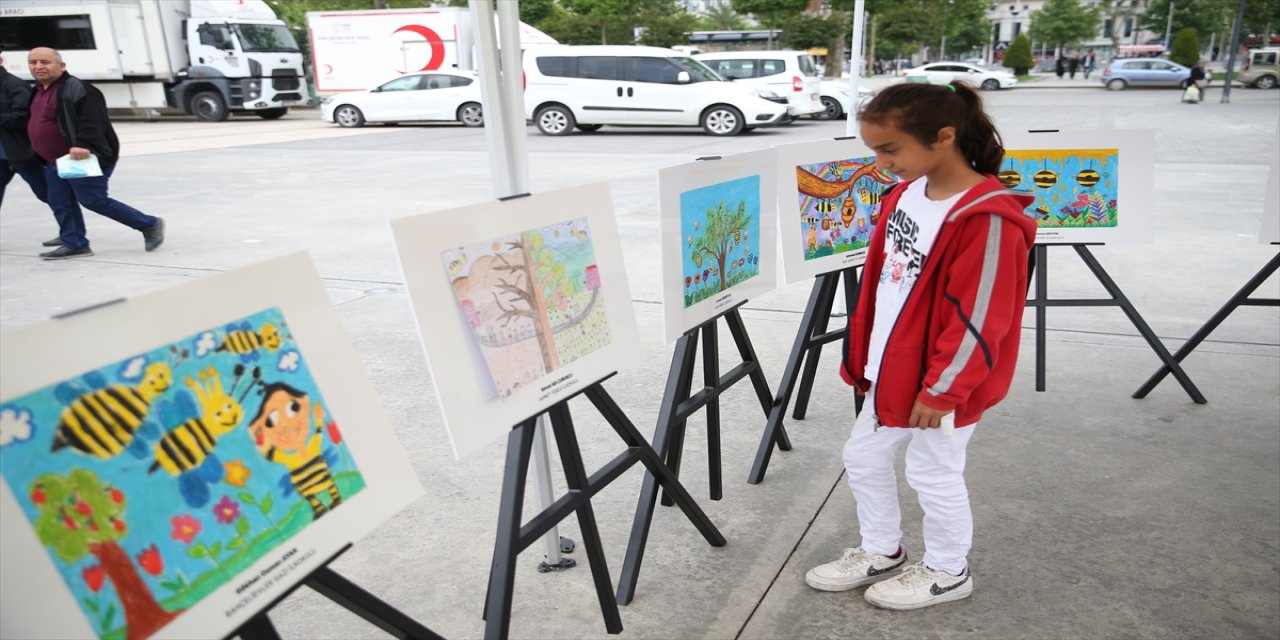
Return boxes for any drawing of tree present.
[30,468,181,639]
[690,200,753,293]
[490,231,571,372]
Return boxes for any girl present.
[805,81,1035,610]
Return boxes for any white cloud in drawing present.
[118,356,146,380]
[277,350,300,372]
[0,407,34,448]
[195,332,218,357]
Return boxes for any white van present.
[694,50,824,117]
[522,45,790,136]
[1239,48,1279,89]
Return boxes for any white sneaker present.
[804,547,909,592]
[864,561,973,610]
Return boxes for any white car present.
[695,50,824,117]
[812,80,873,120]
[901,62,1018,90]
[320,70,484,128]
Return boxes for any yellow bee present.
[217,322,281,363]
[50,363,172,460]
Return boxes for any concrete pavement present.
[0,88,1277,639]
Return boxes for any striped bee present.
[1076,169,1101,187]
[216,322,281,363]
[50,362,172,459]
[814,200,837,214]
[997,169,1022,189]
[1034,205,1051,220]
[251,382,344,519]
[149,365,260,508]
[1033,169,1058,188]
[857,188,881,206]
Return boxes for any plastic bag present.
[1181,84,1201,103]
[56,154,103,179]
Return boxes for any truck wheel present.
[701,105,744,136]
[536,105,575,136]
[334,105,365,128]
[191,91,229,122]
[1256,75,1277,89]
[457,102,484,127]
[255,108,288,120]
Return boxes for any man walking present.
[1,51,54,222]
[27,47,164,259]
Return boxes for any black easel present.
[1134,247,1280,399]
[483,374,725,639]
[615,303,772,605]
[747,266,862,485]
[1026,243,1206,404]
[229,544,442,640]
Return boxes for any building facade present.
[986,0,1163,64]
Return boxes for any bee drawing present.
[216,321,282,363]
[250,382,344,519]
[814,200,837,214]
[148,365,260,508]
[50,362,172,459]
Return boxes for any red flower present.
[83,565,106,592]
[136,544,163,576]
[213,496,240,524]
[171,514,201,544]
[327,421,342,445]
[31,486,46,505]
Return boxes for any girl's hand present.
[908,399,952,428]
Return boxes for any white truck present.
[306,6,556,94]
[0,0,307,122]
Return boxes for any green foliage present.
[519,0,560,25]
[1028,0,1101,48]
[1003,33,1035,72]
[1140,0,1233,42]
[732,0,810,44]
[1170,27,1201,66]
[856,0,989,58]
[270,0,435,33]
[31,469,125,563]
[690,200,754,293]
[781,12,848,50]
[699,3,747,30]
[637,7,699,48]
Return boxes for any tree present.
[31,469,180,639]
[1003,33,1034,75]
[732,0,811,48]
[1169,27,1201,65]
[1141,0,1234,44]
[637,6,699,48]
[701,3,747,31]
[490,231,573,372]
[1028,0,1101,51]
[690,200,753,293]
[781,11,847,50]
[519,0,560,26]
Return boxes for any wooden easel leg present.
[1134,251,1280,399]
[1032,244,1048,392]
[617,334,698,605]
[546,403,623,635]
[236,613,281,640]
[701,320,723,501]
[659,330,698,508]
[483,417,538,640]
[723,308,776,419]
[307,567,444,640]
[1073,246,1207,404]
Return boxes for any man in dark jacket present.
[0,51,54,221]
[27,47,165,259]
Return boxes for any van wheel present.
[458,102,484,127]
[536,105,575,135]
[191,91,229,122]
[815,96,843,120]
[1106,78,1127,91]
[701,105,744,136]
[334,105,365,128]
[575,124,603,132]
[1256,75,1277,89]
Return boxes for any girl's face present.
[860,119,956,182]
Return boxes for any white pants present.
[842,387,976,575]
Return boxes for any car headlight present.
[752,88,781,100]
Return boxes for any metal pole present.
[847,0,866,137]
[1163,0,1175,52]
[468,0,565,569]
[1221,0,1247,103]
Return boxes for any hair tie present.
[946,84,956,92]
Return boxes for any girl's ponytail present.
[858,81,1005,175]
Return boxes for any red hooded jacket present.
[840,175,1036,428]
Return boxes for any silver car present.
[1100,58,1192,91]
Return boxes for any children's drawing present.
[1000,149,1119,229]
[442,217,611,399]
[0,307,364,640]
[796,157,897,261]
[680,175,762,308]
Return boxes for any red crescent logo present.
[322,63,333,75]
[392,24,446,73]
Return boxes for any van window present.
[673,57,722,82]
[761,59,786,76]
[0,15,97,50]
[709,59,757,80]
[577,57,619,80]
[536,56,573,78]
[798,54,819,76]
[1254,52,1278,65]
[627,57,681,84]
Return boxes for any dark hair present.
[250,381,309,425]
[858,82,1004,175]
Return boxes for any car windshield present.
[232,23,300,53]
[798,55,818,77]
[673,57,723,82]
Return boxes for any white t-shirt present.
[865,178,968,381]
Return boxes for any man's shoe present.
[142,218,165,252]
[40,246,94,260]
[805,547,908,592]
[42,237,63,247]
[864,561,973,610]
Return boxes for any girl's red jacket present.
[840,175,1036,428]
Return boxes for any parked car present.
[1239,48,1279,89]
[694,50,824,117]
[320,70,484,127]
[812,80,872,120]
[901,62,1018,90]
[1100,58,1191,90]
[522,45,789,136]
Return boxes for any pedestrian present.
[1188,61,1207,103]
[805,81,1035,610]
[26,47,164,260]
[1068,52,1080,79]
[1055,54,1066,79]
[1,50,56,232]
[1083,50,1097,79]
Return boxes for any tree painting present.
[680,175,762,308]
[1000,148,1119,229]
[444,218,611,399]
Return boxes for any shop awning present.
[1118,44,1166,54]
